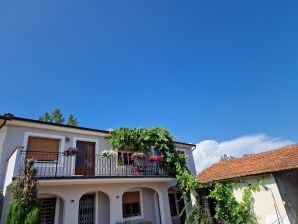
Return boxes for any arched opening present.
[122,187,161,224]
[78,191,110,224]
[168,186,186,224]
[38,193,64,224]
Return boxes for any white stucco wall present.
[37,180,173,224]
[0,125,111,188]
[176,146,196,175]
[233,175,290,224]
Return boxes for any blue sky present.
[1,0,297,145]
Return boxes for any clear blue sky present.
[1,0,297,144]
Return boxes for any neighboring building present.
[0,114,196,224]
[197,145,298,224]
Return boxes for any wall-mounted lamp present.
[65,137,70,142]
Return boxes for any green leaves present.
[108,127,175,153]
[209,181,260,224]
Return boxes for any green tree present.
[6,160,40,224]
[66,114,78,126]
[38,112,51,122]
[38,109,78,126]
[50,108,64,124]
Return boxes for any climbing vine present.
[108,127,198,201]
[209,181,260,224]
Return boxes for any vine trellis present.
[108,127,198,201]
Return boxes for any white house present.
[0,114,196,224]
[197,145,298,224]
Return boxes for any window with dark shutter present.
[26,136,60,161]
[122,191,141,218]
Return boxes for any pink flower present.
[131,152,145,160]
[149,155,163,161]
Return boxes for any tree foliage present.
[6,160,40,224]
[185,204,209,224]
[39,108,78,126]
[66,114,78,126]
[209,181,260,224]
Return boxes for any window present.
[118,151,134,165]
[168,191,185,217]
[122,191,141,218]
[168,193,178,216]
[26,136,60,161]
[40,197,56,224]
[79,194,95,224]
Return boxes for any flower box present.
[101,150,117,158]
[149,155,163,162]
[64,147,79,156]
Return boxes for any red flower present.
[131,152,145,160]
[149,155,163,161]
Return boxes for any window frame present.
[122,189,143,221]
[23,132,65,162]
[117,150,134,166]
[168,190,185,218]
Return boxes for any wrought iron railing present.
[15,151,169,178]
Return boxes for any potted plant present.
[101,150,117,158]
[131,152,146,167]
[64,147,79,156]
[130,152,145,160]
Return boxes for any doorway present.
[75,141,95,175]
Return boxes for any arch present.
[38,193,65,224]
[38,191,66,202]
[76,189,111,201]
[121,185,163,198]
[78,191,110,224]
[122,186,162,224]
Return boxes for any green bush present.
[6,199,25,224]
[6,160,41,224]
[24,206,41,224]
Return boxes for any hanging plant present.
[64,147,79,156]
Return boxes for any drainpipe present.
[0,113,14,130]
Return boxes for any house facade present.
[0,114,196,224]
[197,145,298,224]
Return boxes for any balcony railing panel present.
[16,151,169,178]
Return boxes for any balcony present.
[12,150,170,179]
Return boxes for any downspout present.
[0,113,13,130]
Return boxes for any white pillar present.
[63,197,79,224]
[109,192,123,224]
[158,189,172,224]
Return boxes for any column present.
[109,192,123,224]
[63,197,79,224]
[158,188,172,224]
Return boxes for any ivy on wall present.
[209,181,260,224]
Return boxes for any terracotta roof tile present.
[197,144,298,183]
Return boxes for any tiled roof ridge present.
[214,143,297,166]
